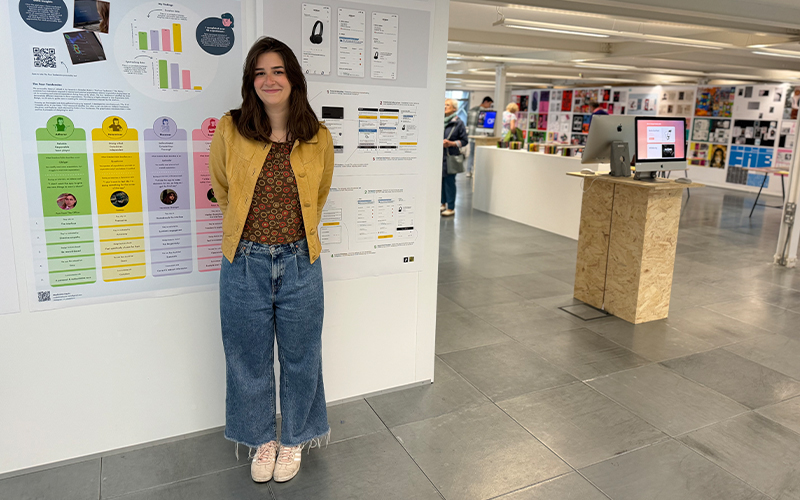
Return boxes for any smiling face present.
[253,51,291,111]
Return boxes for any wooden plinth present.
[569,173,702,324]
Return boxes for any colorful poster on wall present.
[8,0,242,309]
[732,120,778,147]
[784,87,800,120]
[691,118,731,143]
[689,142,727,168]
[732,85,784,120]
[695,87,735,117]
[627,93,658,116]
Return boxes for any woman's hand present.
[443,139,457,148]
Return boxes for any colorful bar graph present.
[159,60,168,89]
[170,64,179,90]
[182,70,191,90]
[138,32,148,50]
[150,30,159,51]
[161,29,171,52]
[173,24,182,52]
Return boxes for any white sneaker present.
[441,209,455,217]
[466,172,473,178]
[273,444,302,482]
[440,204,447,212]
[251,441,278,483]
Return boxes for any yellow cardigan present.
[208,114,334,264]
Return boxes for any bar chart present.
[117,3,219,102]
[138,23,183,53]
[157,60,201,91]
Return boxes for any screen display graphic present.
[636,118,686,161]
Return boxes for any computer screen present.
[74,1,101,26]
[481,111,496,129]
[635,118,686,162]
[63,31,106,64]
[581,116,635,164]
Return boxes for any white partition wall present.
[0,0,447,475]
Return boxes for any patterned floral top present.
[240,142,305,245]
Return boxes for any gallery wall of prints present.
[505,83,798,196]
[6,0,244,310]
[263,0,433,281]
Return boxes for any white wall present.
[0,0,448,475]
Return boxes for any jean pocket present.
[295,238,310,256]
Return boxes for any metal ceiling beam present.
[448,28,609,53]
[459,0,800,34]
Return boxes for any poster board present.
[7,0,243,310]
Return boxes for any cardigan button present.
[309,228,316,235]
[298,172,306,177]
[304,202,311,207]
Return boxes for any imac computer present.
[476,110,497,135]
[582,116,636,165]
[633,117,687,180]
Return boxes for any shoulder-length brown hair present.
[230,37,319,143]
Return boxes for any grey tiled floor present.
[4,178,800,499]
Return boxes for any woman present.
[709,147,726,168]
[57,193,77,210]
[502,102,521,142]
[442,98,468,217]
[208,37,334,484]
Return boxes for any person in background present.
[501,102,524,141]
[590,101,608,116]
[465,96,493,178]
[442,98,469,217]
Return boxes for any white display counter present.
[473,147,599,240]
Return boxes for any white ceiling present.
[446,0,800,90]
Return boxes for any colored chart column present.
[193,117,223,272]
[35,115,97,287]
[92,116,146,282]
[145,116,192,276]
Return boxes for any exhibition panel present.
[0,0,448,474]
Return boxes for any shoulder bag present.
[445,120,465,174]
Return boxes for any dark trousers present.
[441,174,456,210]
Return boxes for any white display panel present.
[0,143,21,315]
[266,1,432,280]
[7,0,242,310]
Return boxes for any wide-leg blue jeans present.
[219,238,329,448]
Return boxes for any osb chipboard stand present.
[568,173,702,324]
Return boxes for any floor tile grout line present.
[657,347,800,403]
[586,371,752,439]
[101,463,250,500]
[362,398,447,500]
[674,434,780,500]
[484,471,613,500]
[97,457,103,500]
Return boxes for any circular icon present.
[57,193,77,210]
[46,115,75,139]
[160,189,178,205]
[207,188,217,203]
[103,116,127,138]
[110,191,129,208]
[154,116,178,138]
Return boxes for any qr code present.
[33,47,57,69]
[38,291,51,302]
